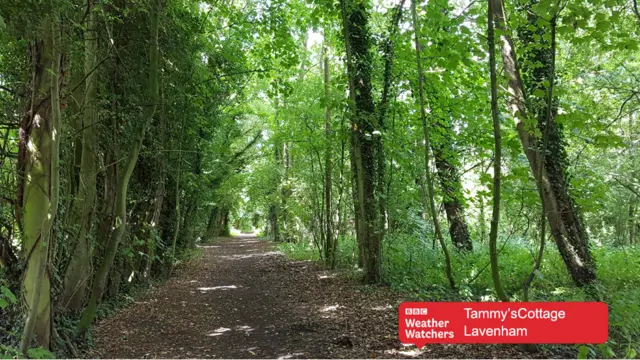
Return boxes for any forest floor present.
[87,235,565,359]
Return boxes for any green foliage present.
[0,345,54,359]
[0,286,16,310]
[26,347,55,359]
[277,242,320,262]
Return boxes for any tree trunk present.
[62,6,98,309]
[433,135,472,251]
[77,2,160,332]
[19,14,62,351]
[144,172,165,277]
[339,0,383,284]
[630,199,637,244]
[628,107,637,244]
[487,0,509,301]
[490,0,596,286]
[323,45,335,266]
[170,177,181,263]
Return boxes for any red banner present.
[399,302,607,346]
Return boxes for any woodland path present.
[88,235,558,359]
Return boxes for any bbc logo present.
[405,308,428,315]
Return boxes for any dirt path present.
[90,235,558,359]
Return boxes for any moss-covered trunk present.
[18,14,62,351]
[339,0,383,284]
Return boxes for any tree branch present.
[614,176,640,198]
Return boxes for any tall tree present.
[490,0,596,286]
[339,0,384,283]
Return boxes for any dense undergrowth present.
[278,235,640,359]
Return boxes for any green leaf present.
[1,286,16,304]
[533,89,546,97]
[577,345,590,359]
[596,21,611,32]
[597,344,616,359]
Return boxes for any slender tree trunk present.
[490,0,596,286]
[270,105,281,242]
[145,70,168,277]
[19,13,62,352]
[145,170,165,278]
[336,117,347,269]
[170,170,182,263]
[479,194,486,242]
[628,114,637,244]
[77,2,160,332]
[62,5,99,309]
[323,45,335,266]
[487,0,509,301]
[410,0,454,289]
[170,117,185,264]
[281,142,291,242]
[350,141,364,267]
